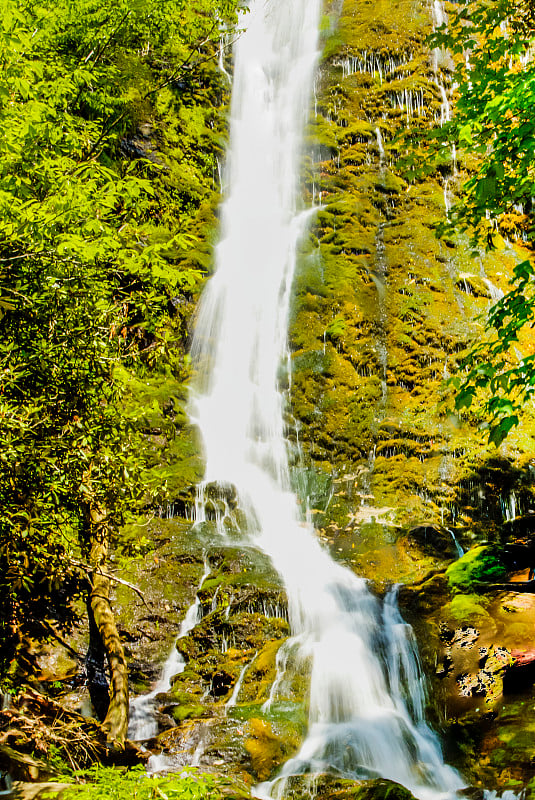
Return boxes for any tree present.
[419,0,535,445]
[0,0,241,746]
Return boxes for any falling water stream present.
[186,1,467,799]
[128,559,211,742]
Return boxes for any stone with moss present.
[280,774,417,800]
[446,547,507,593]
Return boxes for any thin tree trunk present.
[86,504,129,749]
[85,591,110,723]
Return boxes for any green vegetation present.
[61,765,221,800]
[425,1,535,445]
[0,0,241,743]
[445,545,506,592]
[442,594,489,624]
[2,0,535,792]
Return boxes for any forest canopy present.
[0,0,241,743]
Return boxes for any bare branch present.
[70,558,149,607]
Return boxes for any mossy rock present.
[113,517,209,693]
[244,718,302,781]
[196,542,287,619]
[236,639,284,704]
[280,774,417,800]
[176,612,289,674]
[442,594,491,626]
[291,465,333,515]
[445,697,535,793]
[402,524,461,559]
[374,171,407,195]
[169,702,205,722]
[446,546,507,593]
[228,700,307,733]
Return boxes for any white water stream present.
[128,559,211,742]
[188,1,465,799]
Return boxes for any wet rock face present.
[162,543,308,782]
[276,2,535,783]
[438,590,535,714]
[111,518,304,783]
[113,519,210,694]
[395,534,535,794]
[281,774,418,800]
[288,0,535,538]
[404,524,461,559]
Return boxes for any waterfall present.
[190,1,463,799]
[128,559,211,743]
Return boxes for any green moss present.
[374,171,407,194]
[171,703,205,722]
[305,115,338,154]
[244,717,302,781]
[443,594,490,625]
[228,700,307,733]
[446,546,507,592]
[291,350,329,376]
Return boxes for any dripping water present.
[226,651,259,713]
[128,558,211,742]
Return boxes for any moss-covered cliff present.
[289,0,535,549]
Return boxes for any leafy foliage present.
[421,0,535,445]
[0,0,241,668]
[62,765,219,800]
[451,258,535,446]
[431,1,535,244]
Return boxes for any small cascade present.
[257,586,462,800]
[446,528,464,558]
[128,559,211,742]
[430,0,456,213]
[226,651,259,713]
[387,88,426,122]
[501,491,518,523]
[261,636,304,714]
[218,33,232,85]
[336,51,413,82]
[375,127,385,167]
[156,502,177,520]
[482,277,504,302]
[194,481,240,537]
[443,176,451,215]
[373,220,389,413]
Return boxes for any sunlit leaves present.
[421,1,535,445]
[0,0,242,651]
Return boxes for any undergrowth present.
[62,765,220,800]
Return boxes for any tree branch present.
[87,20,226,160]
[70,557,149,607]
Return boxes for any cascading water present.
[190,1,464,799]
[128,559,211,742]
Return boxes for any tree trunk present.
[85,592,111,724]
[85,504,129,749]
